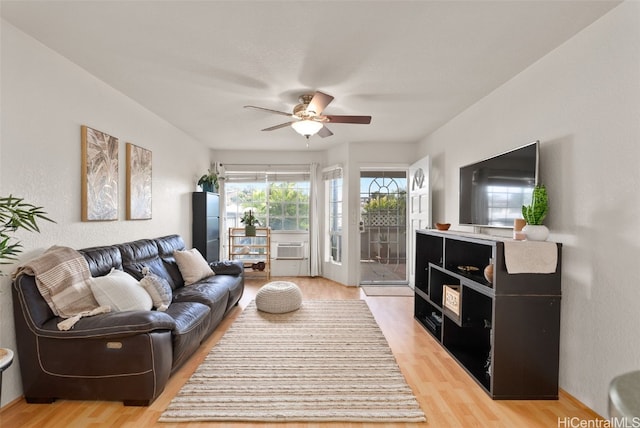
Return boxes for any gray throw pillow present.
[140,267,172,311]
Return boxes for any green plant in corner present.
[0,195,54,269]
[197,169,218,192]
[522,184,548,225]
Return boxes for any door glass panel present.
[360,170,408,284]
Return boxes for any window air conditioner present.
[276,242,305,260]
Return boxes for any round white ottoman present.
[255,281,302,314]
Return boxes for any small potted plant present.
[521,184,549,241]
[197,169,218,193]
[240,210,260,236]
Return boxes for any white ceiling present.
[1,0,620,152]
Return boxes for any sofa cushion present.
[80,245,124,277]
[155,235,186,255]
[117,239,177,289]
[163,301,210,369]
[172,277,229,307]
[210,260,244,276]
[173,248,214,285]
[90,268,152,312]
[155,235,186,289]
[140,269,172,311]
[172,275,230,332]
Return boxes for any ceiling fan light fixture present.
[246,91,371,139]
[291,119,323,138]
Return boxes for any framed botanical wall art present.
[126,143,152,220]
[81,125,119,221]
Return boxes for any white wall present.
[417,2,640,416]
[0,21,212,407]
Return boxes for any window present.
[323,166,343,263]
[485,185,529,226]
[223,166,310,232]
[267,181,310,231]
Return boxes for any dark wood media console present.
[414,230,562,399]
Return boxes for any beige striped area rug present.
[159,299,426,423]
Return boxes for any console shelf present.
[414,229,562,399]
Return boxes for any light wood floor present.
[0,277,600,427]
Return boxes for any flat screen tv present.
[459,141,539,228]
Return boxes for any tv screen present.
[459,141,539,227]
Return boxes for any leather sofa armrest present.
[210,260,244,276]
[35,310,176,340]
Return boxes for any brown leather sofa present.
[12,234,244,406]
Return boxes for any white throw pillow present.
[173,248,215,285]
[140,269,172,311]
[90,268,152,312]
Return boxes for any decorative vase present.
[484,258,494,284]
[513,218,526,240]
[245,225,256,237]
[202,182,214,193]
[523,224,549,241]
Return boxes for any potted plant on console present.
[197,169,218,193]
[240,210,259,237]
[522,184,549,241]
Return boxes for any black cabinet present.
[192,192,220,263]
[414,230,562,399]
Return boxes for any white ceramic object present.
[523,224,549,241]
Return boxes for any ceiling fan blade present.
[318,126,333,138]
[261,122,295,131]
[244,105,292,117]
[324,115,372,124]
[306,91,334,115]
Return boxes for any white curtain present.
[216,162,227,259]
[309,162,321,277]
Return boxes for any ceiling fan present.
[244,91,372,140]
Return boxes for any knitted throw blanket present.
[13,246,110,330]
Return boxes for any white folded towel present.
[503,240,558,274]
